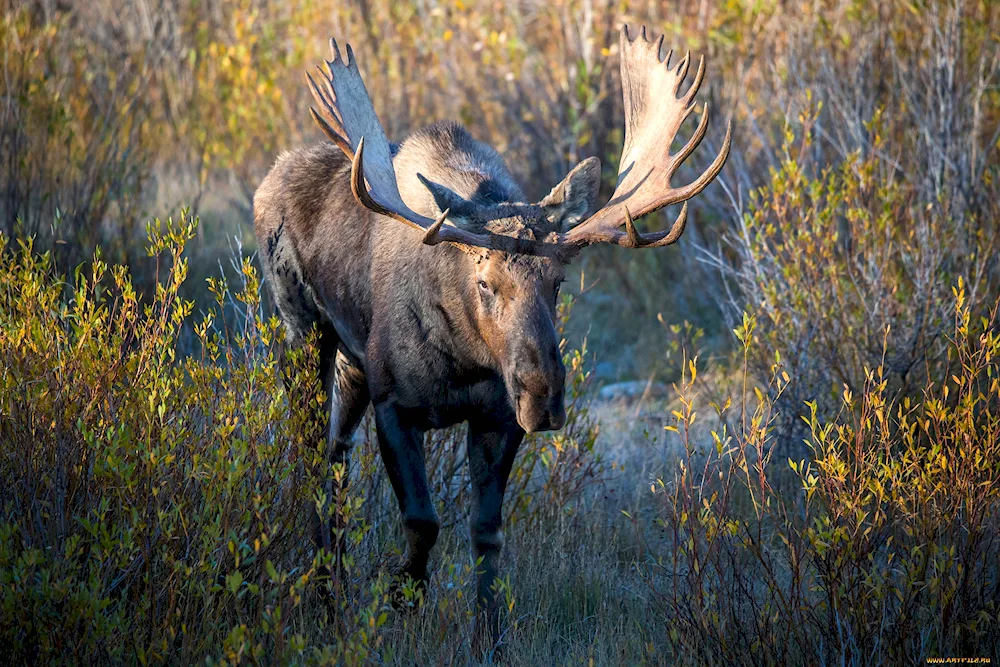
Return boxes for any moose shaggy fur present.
[254,25,729,645]
[254,121,594,629]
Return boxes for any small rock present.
[598,380,669,402]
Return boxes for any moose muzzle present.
[509,368,566,433]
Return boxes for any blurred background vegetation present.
[3,0,998,383]
[2,0,1000,664]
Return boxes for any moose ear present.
[417,173,477,227]
[538,157,602,232]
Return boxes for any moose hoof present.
[472,610,505,662]
[388,571,427,612]
[316,571,345,609]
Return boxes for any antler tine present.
[317,64,343,110]
[674,51,691,92]
[306,68,352,155]
[421,210,450,245]
[306,67,343,129]
[655,203,689,247]
[349,138,389,218]
[309,106,346,150]
[623,207,641,247]
[563,24,731,251]
[670,102,711,171]
[672,119,733,202]
[306,70,331,114]
[621,203,688,248]
[684,55,706,106]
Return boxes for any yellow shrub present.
[0,211,602,663]
[647,290,1000,664]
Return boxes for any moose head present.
[304,26,731,433]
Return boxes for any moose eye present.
[477,278,490,294]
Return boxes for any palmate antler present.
[306,41,566,257]
[565,25,732,248]
[307,26,731,258]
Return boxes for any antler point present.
[623,206,643,248]
[423,209,450,246]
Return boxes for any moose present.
[253,24,730,638]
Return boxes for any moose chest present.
[365,317,512,431]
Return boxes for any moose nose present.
[511,371,566,433]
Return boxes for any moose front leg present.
[467,419,524,644]
[373,401,440,594]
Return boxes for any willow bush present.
[645,288,1000,665]
[0,212,603,664]
[712,106,999,455]
[639,93,1000,661]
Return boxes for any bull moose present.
[253,24,730,638]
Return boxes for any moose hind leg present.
[373,402,440,594]
[259,222,369,573]
[325,349,369,469]
[318,347,369,559]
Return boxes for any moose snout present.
[517,392,566,433]
[509,368,566,433]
